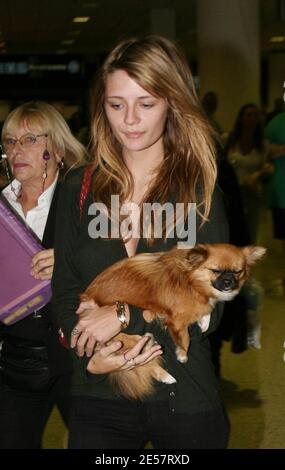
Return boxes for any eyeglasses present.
[1,133,48,153]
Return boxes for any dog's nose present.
[212,273,238,292]
[221,277,236,289]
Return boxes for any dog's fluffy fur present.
[82,243,266,399]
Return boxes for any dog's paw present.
[143,332,154,340]
[142,332,155,349]
[143,311,156,323]
[160,372,177,384]
[176,348,188,363]
[153,368,177,384]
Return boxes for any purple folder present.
[0,196,51,325]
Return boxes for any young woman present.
[52,36,229,449]
[0,101,86,448]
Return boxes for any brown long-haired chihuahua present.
[82,243,266,399]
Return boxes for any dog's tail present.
[109,356,176,400]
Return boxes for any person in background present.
[265,111,285,255]
[225,104,273,354]
[266,98,284,125]
[201,91,223,136]
[0,101,87,449]
[67,110,90,147]
[226,103,272,244]
[209,143,251,377]
[52,35,229,449]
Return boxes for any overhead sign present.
[0,59,82,75]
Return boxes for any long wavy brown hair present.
[90,35,217,243]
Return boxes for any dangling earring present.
[42,147,50,192]
[1,152,12,182]
[7,151,21,198]
[58,159,64,170]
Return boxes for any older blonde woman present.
[0,101,87,448]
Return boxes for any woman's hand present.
[86,335,163,375]
[31,249,54,280]
[71,300,129,357]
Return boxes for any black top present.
[0,182,72,377]
[52,168,229,413]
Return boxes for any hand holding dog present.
[87,335,163,375]
[71,300,130,357]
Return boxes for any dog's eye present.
[210,269,222,274]
[233,269,243,275]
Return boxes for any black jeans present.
[68,396,230,449]
[0,373,71,449]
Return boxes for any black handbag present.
[0,336,50,392]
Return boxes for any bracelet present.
[116,301,128,330]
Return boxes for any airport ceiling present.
[0,0,284,61]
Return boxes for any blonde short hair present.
[2,101,87,169]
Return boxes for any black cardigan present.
[0,182,72,377]
[52,168,229,413]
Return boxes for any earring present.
[42,148,50,192]
[1,152,12,182]
[57,159,64,170]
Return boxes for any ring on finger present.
[71,327,80,336]
[127,358,136,366]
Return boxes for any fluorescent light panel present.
[270,36,285,43]
[61,39,75,45]
[73,17,90,23]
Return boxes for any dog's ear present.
[242,245,267,266]
[80,293,90,302]
[186,245,208,269]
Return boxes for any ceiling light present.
[269,36,285,43]
[72,17,90,23]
